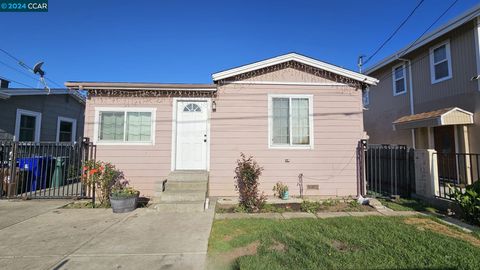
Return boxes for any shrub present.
[82,160,126,205]
[449,181,480,225]
[234,153,266,212]
[272,182,289,198]
[301,200,321,213]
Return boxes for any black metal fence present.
[0,138,96,199]
[435,153,480,199]
[358,141,415,197]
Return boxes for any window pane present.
[434,61,449,80]
[272,98,289,144]
[126,112,152,142]
[362,90,369,106]
[394,66,404,79]
[395,79,405,94]
[292,98,309,145]
[433,45,446,63]
[59,121,73,142]
[19,115,36,141]
[99,112,124,141]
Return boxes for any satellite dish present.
[33,62,45,77]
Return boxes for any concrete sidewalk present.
[0,201,215,270]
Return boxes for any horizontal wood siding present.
[84,97,173,196]
[0,95,84,141]
[210,83,364,197]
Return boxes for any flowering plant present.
[82,160,125,205]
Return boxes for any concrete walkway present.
[215,210,422,220]
[0,200,215,270]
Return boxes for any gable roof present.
[64,82,216,91]
[211,53,379,85]
[393,107,473,130]
[365,3,480,74]
[0,88,86,104]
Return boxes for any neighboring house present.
[0,80,85,142]
[364,4,480,156]
[66,53,377,198]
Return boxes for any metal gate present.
[0,138,96,199]
[358,140,415,197]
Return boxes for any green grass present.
[377,197,439,212]
[208,216,480,270]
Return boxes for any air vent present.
[306,185,319,190]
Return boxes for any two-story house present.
[364,4,480,157]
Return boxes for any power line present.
[0,75,36,88]
[399,0,459,57]
[363,0,425,65]
[0,47,64,88]
[0,59,41,82]
[369,0,464,83]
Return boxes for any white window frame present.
[56,116,77,143]
[94,107,156,145]
[363,87,370,107]
[392,63,407,96]
[14,109,42,142]
[429,40,453,84]
[268,94,314,150]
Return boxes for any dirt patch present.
[330,240,358,252]
[222,228,246,242]
[268,240,286,252]
[404,217,480,247]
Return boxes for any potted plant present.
[110,185,139,213]
[273,182,289,200]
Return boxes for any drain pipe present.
[398,57,415,149]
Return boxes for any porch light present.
[212,100,217,112]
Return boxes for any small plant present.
[348,200,361,208]
[234,153,266,212]
[111,186,139,199]
[301,200,321,213]
[273,182,289,199]
[449,181,480,225]
[323,198,339,207]
[82,160,125,205]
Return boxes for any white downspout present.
[399,57,415,148]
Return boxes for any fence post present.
[414,149,439,199]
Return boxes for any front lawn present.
[208,216,480,270]
[377,197,439,212]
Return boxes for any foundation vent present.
[306,184,319,190]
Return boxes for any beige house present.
[364,4,480,155]
[66,53,377,203]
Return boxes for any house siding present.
[210,68,364,197]
[0,95,84,141]
[365,21,480,152]
[84,96,173,196]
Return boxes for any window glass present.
[291,98,309,145]
[99,112,124,141]
[59,121,73,142]
[19,115,36,141]
[126,112,152,142]
[272,98,290,144]
[433,45,447,63]
[434,59,449,80]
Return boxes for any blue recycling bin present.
[17,157,53,192]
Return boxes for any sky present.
[0,0,479,88]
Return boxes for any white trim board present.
[56,116,77,143]
[222,81,347,86]
[212,53,378,85]
[429,40,453,84]
[93,107,157,145]
[474,17,480,91]
[14,109,42,142]
[171,97,211,172]
[267,94,314,150]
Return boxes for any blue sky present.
[0,0,478,88]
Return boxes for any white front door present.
[175,100,208,170]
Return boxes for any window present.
[15,109,41,142]
[95,108,155,144]
[362,87,370,107]
[269,95,313,149]
[392,64,406,96]
[56,117,77,142]
[429,41,452,83]
[183,103,201,112]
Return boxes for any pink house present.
[66,53,378,207]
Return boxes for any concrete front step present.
[155,180,207,192]
[167,171,208,182]
[149,201,205,213]
[156,190,206,202]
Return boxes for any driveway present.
[0,200,215,270]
